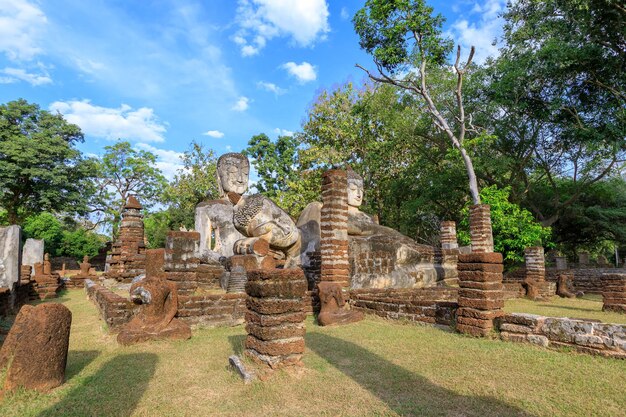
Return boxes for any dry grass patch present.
[0,290,624,416]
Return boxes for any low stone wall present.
[85,280,246,330]
[498,313,626,359]
[572,268,624,294]
[349,287,458,326]
[177,293,246,327]
[85,280,138,330]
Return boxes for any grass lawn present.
[1,290,625,417]
[505,294,626,324]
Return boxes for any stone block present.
[21,238,43,277]
[245,310,307,327]
[0,303,71,392]
[245,322,306,341]
[458,252,503,264]
[246,297,304,314]
[0,225,21,289]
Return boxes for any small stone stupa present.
[105,195,146,282]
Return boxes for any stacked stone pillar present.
[602,273,626,313]
[469,205,494,253]
[524,247,545,281]
[105,196,146,282]
[440,221,459,250]
[164,231,200,295]
[320,169,350,288]
[244,269,307,369]
[456,253,504,337]
[438,221,459,286]
[555,255,568,270]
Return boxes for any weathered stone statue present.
[298,169,446,288]
[317,281,364,326]
[231,193,301,268]
[195,153,249,258]
[117,275,191,345]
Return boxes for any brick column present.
[320,169,350,288]
[578,251,589,266]
[440,221,458,250]
[524,247,545,282]
[602,273,626,313]
[164,231,200,295]
[469,204,494,253]
[456,252,504,337]
[244,269,307,369]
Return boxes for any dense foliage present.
[22,212,105,259]
[0,99,96,224]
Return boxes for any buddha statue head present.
[347,169,364,209]
[217,152,249,198]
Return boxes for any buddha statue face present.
[347,171,364,208]
[217,153,249,197]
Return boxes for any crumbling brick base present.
[456,252,504,337]
[602,273,626,313]
[244,269,307,369]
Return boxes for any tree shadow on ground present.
[228,334,246,356]
[38,353,158,417]
[64,350,100,380]
[307,332,534,417]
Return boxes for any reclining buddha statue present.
[298,169,453,289]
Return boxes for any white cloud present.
[0,67,51,85]
[203,130,225,138]
[231,96,250,112]
[49,100,167,143]
[340,7,349,20]
[0,0,47,61]
[448,0,506,64]
[274,128,294,136]
[281,61,316,83]
[257,81,286,95]
[233,0,330,56]
[135,143,184,181]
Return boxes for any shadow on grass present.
[228,334,246,356]
[307,333,533,417]
[64,350,100,380]
[37,353,158,417]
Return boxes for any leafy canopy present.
[0,99,96,224]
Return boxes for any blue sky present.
[0,0,506,180]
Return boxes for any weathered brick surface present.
[497,313,626,359]
[104,196,146,282]
[244,268,306,369]
[348,287,458,326]
[469,204,493,253]
[456,252,504,337]
[320,169,349,287]
[602,273,626,313]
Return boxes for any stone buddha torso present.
[195,153,249,258]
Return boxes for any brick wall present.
[85,279,138,330]
[498,313,626,359]
[349,287,458,326]
[177,293,246,327]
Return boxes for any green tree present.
[143,210,171,249]
[458,186,553,265]
[23,212,64,256]
[59,228,106,260]
[23,212,105,258]
[161,141,220,229]
[92,141,167,236]
[0,99,96,224]
[242,134,318,216]
[353,0,483,204]
[479,0,626,226]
